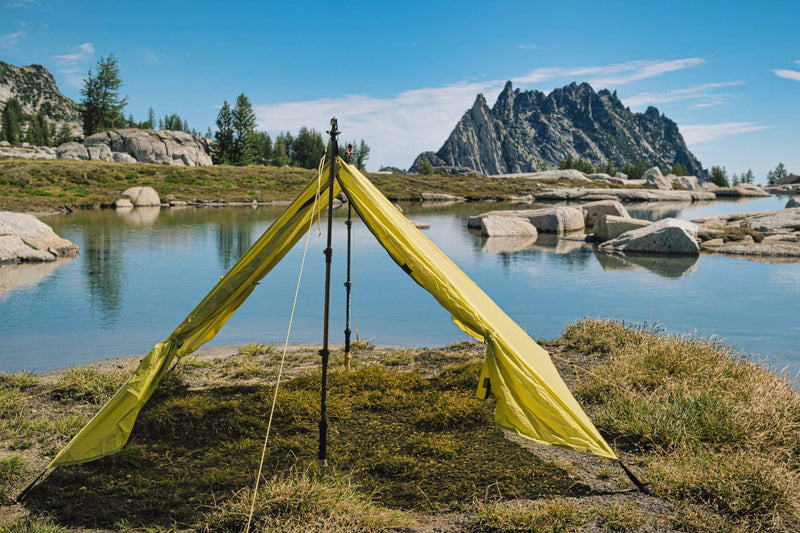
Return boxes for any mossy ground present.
[2,321,799,532]
[0,158,618,212]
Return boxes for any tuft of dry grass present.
[564,318,800,531]
[199,469,414,533]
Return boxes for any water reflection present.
[594,251,698,278]
[0,258,73,301]
[481,235,538,253]
[215,209,256,271]
[83,221,124,324]
[116,206,161,225]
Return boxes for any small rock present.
[411,221,430,230]
[0,212,79,263]
[599,218,699,255]
[593,215,651,242]
[527,206,585,234]
[581,200,630,227]
[480,215,538,237]
[56,142,89,161]
[122,186,161,206]
[786,198,800,208]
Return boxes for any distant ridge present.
[0,60,82,135]
[410,81,704,177]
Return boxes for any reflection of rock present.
[701,242,800,261]
[421,200,460,208]
[411,221,430,230]
[599,218,699,255]
[0,258,72,300]
[594,250,699,278]
[114,198,134,208]
[530,233,589,254]
[481,235,538,253]
[117,206,161,225]
[480,215,538,237]
[626,201,699,221]
[0,212,79,263]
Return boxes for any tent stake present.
[618,459,650,494]
[318,117,340,469]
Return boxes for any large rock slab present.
[714,184,770,198]
[0,212,79,263]
[489,169,591,181]
[0,144,57,160]
[56,142,89,161]
[599,218,699,255]
[87,143,113,162]
[480,215,538,237]
[527,206,585,233]
[534,188,715,203]
[581,200,630,226]
[593,215,652,242]
[123,186,161,206]
[643,167,671,190]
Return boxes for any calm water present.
[1,196,798,379]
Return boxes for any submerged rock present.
[0,212,79,263]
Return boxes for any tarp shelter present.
[48,156,616,470]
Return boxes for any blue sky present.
[1,0,798,178]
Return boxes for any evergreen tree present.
[24,109,51,146]
[56,123,73,145]
[272,135,289,166]
[710,165,730,187]
[732,173,740,186]
[292,127,325,168]
[740,169,755,184]
[354,139,370,171]
[253,131,272,164]
[621,160,648,180]
[0,97,24,145]
[231,93,257,165]
[767,162,788,185]
[213,100,234,164]
[419,160,434,175]
[80,54,128,136]
[604,160,616,176]
[147,107,156,129]
[183,118,189,133]
[670,163,687,176]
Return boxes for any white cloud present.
[0,30,24,46]
[3,0,35,7]
[516,44,543,50]
[253,57,708,170]
[52,42,95,87]
[773,68,800,82]
[623,81,744,110]
[512,58,705,87]
[680,122,770,145]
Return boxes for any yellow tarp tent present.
[50,157,615,469]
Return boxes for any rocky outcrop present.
[122,186,161,206]
[468,206,584,234]
[599,218,699,255]
[491,169,591,181]
[56,142,89,161]
[420,192,465,202]
[410,81,705,177]
[0,211,79,263]
[691,208,800,259]
[480,215,538,237]
[71,129,215,166]
[777,174,800,186]
[0,61,82,137]
[0,141,56,159]
[786,198,800,208]
[643,167,671,190]
[669,175,700,191]
[593,215,652,242]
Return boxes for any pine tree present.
[231,93,257,165]
[147,107,156,129]
[213,101,234,164]
[604,160,616,176]
[767,162,788,185]
[272,135,289,166]
[740,169,755,184]
[354,139,370,171]
[710,165,730,187]
[56,123,73,145]
[253,131,272,165]
[0,97,24,145]
[80,54,128,136]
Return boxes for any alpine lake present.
[2,195,798,383]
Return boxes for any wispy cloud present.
[773,68,800,82]
[52,42,95,87]
[680,122,770,145]
[513,58,705,87]
[624,81,744,110]
[3,0,35,7]
[0,30,24,47]
[516,44,543,50]
[253,57,708,169]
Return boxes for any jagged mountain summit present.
[0,60,82,135]
[411,81,704,177]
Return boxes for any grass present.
[563,319,800,531]
[0,158,617,212]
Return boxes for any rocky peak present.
[410,81,704,177]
